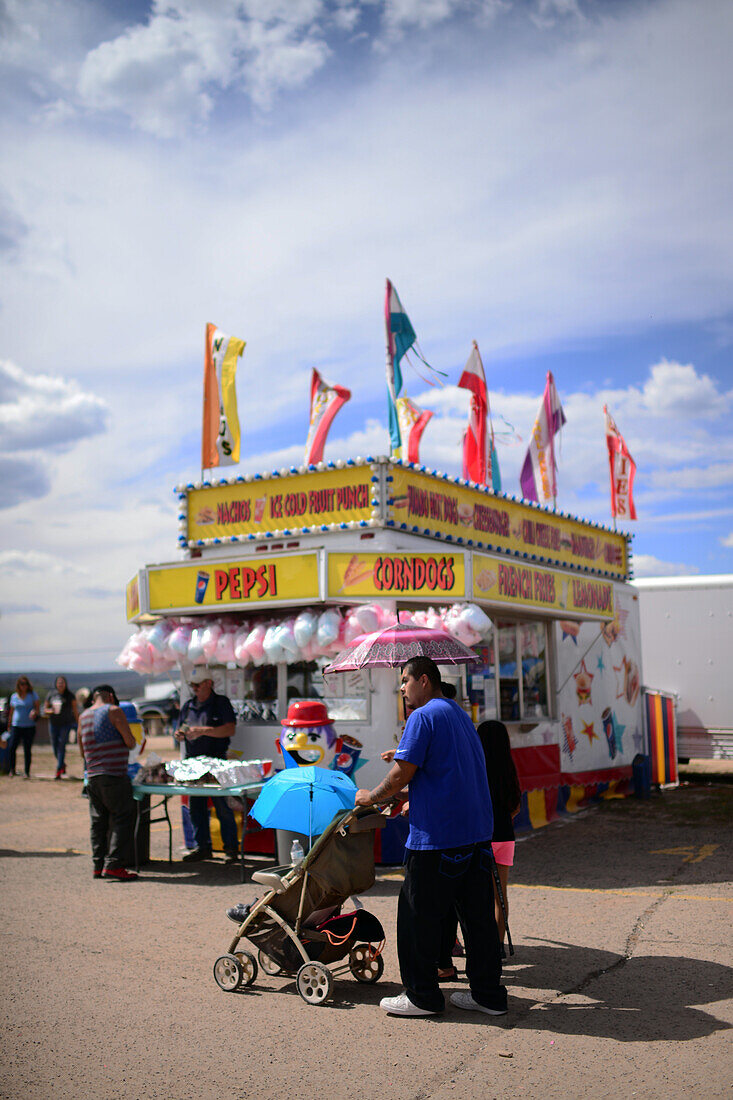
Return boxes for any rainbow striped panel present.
[645,691,678,786]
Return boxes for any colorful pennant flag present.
[385,279,417,456]
[304,369,351,465]
[519,371,566,504]
[604,405,637,520]
[396,395,433,464]
[202,323,245,469]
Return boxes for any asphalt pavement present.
[0,741,730,1100]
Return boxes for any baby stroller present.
[213,804,387,1005]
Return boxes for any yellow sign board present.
[473,553,615,619]
[328,551,466,599]
[389,467,628,579]
[186,466,373,542]
[126,574,141,621]
[146,553,320,614]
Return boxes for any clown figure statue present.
[279,700,339,768]
[275,700,363,863]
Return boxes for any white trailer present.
[632,575,733,760]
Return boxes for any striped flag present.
[202,323,245,468]
[519,371,566,504]
[604,405,637,520]
[396,396,433,464]
[385,279,417,456]
[304,368,351,465]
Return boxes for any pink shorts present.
[491,841,515,867]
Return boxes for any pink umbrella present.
[323,623,481,673]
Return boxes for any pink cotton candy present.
[343,614,363,645]
[233,628,252,667]
[245,623,267,664]
[201,623,222,662]
[215,630,236,664]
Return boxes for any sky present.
[1,0,732,673]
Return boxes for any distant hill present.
[0,670,176,700]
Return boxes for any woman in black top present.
[438,718,521,976]
[476,720,521,948]
[43,675,79,779]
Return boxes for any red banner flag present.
[604,405,637,520]
[396,396,433,463]
[304,369,351,465]
[458,341,488,484]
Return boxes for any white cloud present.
[0,455,50,507]
[641,360,729,419]
[649,462,733,492]
[75,0,332,135]
[0,549,87,575]
[0,359,109,509]
[720,533,733,549]
[0,359,109,451]
[631,554,700,578]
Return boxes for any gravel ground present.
[1,741,731,1100]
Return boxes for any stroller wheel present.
[213,954,244,992]
[296,962,333,1006]
[235,951,258,986]
[349,944,385,984]
[258,949,283,976]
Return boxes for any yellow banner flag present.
[202,323,245,468]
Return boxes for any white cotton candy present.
[425,607,443,631]
[263,624,286,664]
[201,623,222,661]
[188,627,207,664]
[148,619,174,653]
[412,609,429,628]
[445,605,481,647]
[277,619,300,657]
[168,624,192,657]
[293,610,317,647]
[460,603,492,638]
[316,609,341,648]
[354,604,380,633]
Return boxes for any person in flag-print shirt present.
[78,685,138,882]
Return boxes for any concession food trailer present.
[122,456,643,857]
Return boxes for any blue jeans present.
[397,842,506,1013]
[50,723,73,771]
[188,793,238,853]
[8,726,35,776]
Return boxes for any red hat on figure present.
[280,700,332,727]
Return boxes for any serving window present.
[286,660,370,723]
[467,617,551,725]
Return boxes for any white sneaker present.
[379,992,439,1016]
[450,991,507,1016]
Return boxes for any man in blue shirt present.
[175,669,238,862]
[356,656,507,1018]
